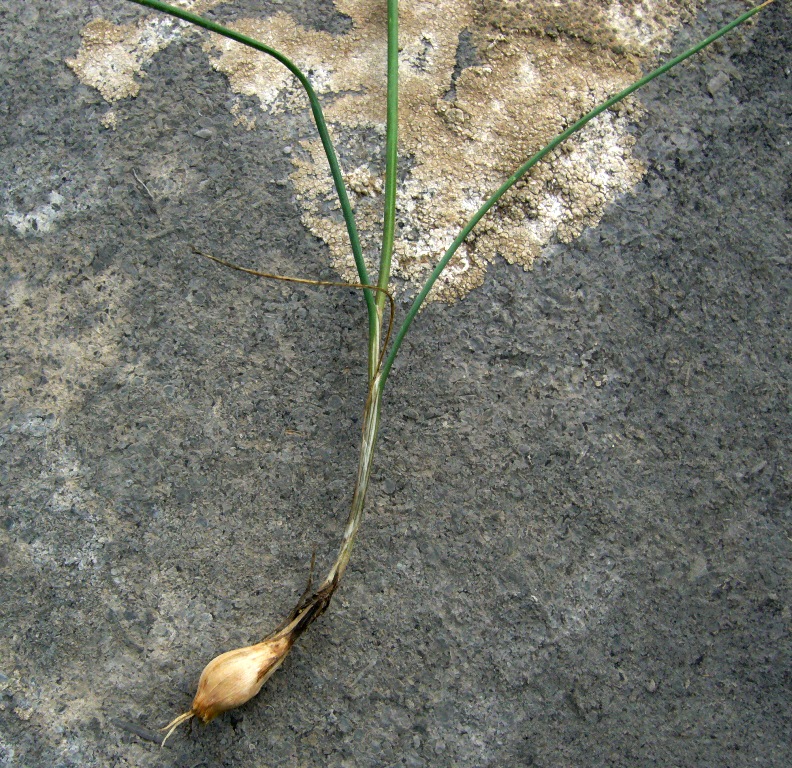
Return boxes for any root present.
[159,710,194,747]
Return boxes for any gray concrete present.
[1,1,789,766]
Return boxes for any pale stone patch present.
[5,190,67,235]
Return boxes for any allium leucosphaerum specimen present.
[125,0,775,744]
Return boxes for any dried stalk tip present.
[160,634,293,747]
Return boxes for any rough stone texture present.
[0,1,789,766]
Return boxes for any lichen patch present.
[101,110,119,130]
[201,0,701,301]
[66,2,225,102]
[68,0,706,302]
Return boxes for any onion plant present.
[120,0,776,744]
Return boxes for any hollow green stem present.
[377,0,775,386]
[369,0,400,381]
[125,0,377,335]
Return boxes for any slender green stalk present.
[125,0,378,346]
[123,0,395,620]
[379,0,400,295]
[320,375,383,589]
[369,0,401,381]
[331,0,398,573]
[377,0,775,386]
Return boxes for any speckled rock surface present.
[0,1,789,766]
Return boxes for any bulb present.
[160,572,336,745]
[160,634,293,746]
[191,635,293,723]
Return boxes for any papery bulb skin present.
[160,578,336,743]
[191,636,293,723]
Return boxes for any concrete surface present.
[0,1,789,766]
